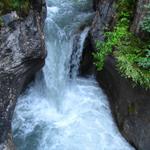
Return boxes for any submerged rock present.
[79,32,95,76]
[0,1,46,149]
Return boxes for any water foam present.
[12,0,135,150]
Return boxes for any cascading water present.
[12,0,135,150]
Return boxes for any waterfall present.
[69,27,90,78]
[12,0,135,150]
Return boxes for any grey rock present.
[96,56,150,150]
[131,0,150,38]
[0,1,46,149]
[1,12,19,26]
[91,0,115,41]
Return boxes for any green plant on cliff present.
[94,0,150,89]
[94,0,133,70]
[140,4,150,33]
[0,0,30,16]
[0,17,4,27]
[115,3,150,89]
[115,35,150,88]
[94,20,129,70]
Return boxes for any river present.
[12,0,135,150]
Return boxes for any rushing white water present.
[12,0,135,150]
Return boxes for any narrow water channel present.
[12,0,135,150]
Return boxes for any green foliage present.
[94,0,131,70]
[0,0,30,16]
[94,0,150,89]
[115,35,150,89]
[140,4,150,33]
[94,22,129,70]
[114,26,150,89]
[137,49,150,69]
[117,0,136,18]
[0,17,4,27]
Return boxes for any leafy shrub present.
[140,4,150,33]
[93,21,129,70]
[0,0,30,16]
[94,0,150,89]
[115,34,150,89]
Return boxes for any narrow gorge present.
[0,0,149,150]
[12,0,134,149]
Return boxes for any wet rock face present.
[91,0,115,41]
[79,33,95,76]
[79,0,115,76]
[0,1,46,149]
[96,56,150,150]
[93,0,100,11]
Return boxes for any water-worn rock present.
[0,1,46,149]
[96,56,150,150]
